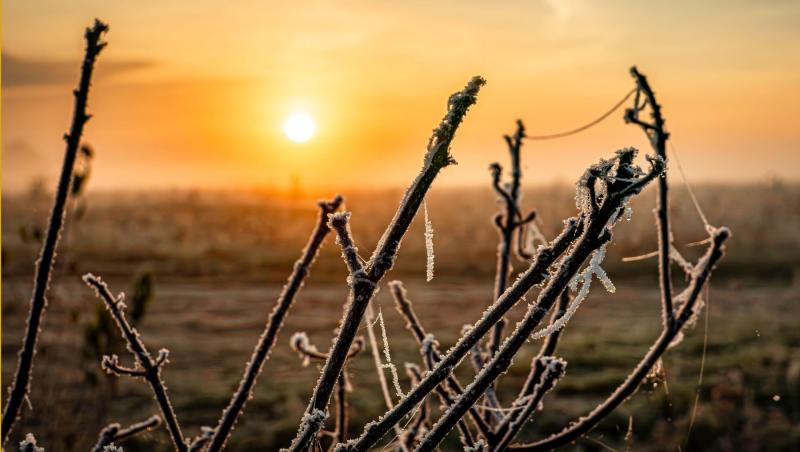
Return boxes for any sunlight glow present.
[283,112,316,143]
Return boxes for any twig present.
[205,195,343,451]
[401,364,430,449]
[492,357,566,451]
[92,415,161,452]
[390,281,496,442]
[83,274,188,452]
[626,66,673,330]
[421,337,475,448]
[488,120,532,358]
[289,76,486,451]
[1,19,108,444]
[290,332,364,446]
[414,148,663,451]
[494,290,570,443]
[336,213,582,451]
[509,227,730,451]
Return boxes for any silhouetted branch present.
[83,274,188,452]
[93,415,161,452]
[289,76,486,451]
[493,357,566,451]
[290,332,364,446]
[205,195,343,452]
[489,120,530,358]
[421,336,475,449]
[400,364,430,449]
[337,212,582,451]
[510,227,730,451]
[415,148,663,451]
[626,66,673,330]
[494,290,570,443]
[390,281,496,442]
[2,19,108,444]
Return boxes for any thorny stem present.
[1,19,108,444]
[626,66,673,330]
[415,149,663,451]
[510,227,730,451]
[390,281,496,442]
[336,215,582,451]
[92,415,162,452]
[289,76,486,451]
[205,195,343,452]
[83,274,188,452]
[493,290,570,443]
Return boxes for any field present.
[3,183,800,451]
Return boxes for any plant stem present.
[205,196,342,451]
[1,19,108,445]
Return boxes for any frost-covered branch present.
[2,19,109,444]
[414,148,664,451]
[494,290,570,443]
[92,415,161,452]
[289,76,486,451]
[336,213,582,451]
[389,281,496,442]
[488,120,538,359]
[625,66,673,330]
[493,357,566,451]
[290,332,364,445]
[82,274,187,452]
[400,364,430,450]
[421,336,476,448]
[510,226,730,451]
[205,195,343,452]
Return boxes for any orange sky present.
[3,1,800,193]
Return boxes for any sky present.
[3,0,800,193]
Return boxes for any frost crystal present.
[423,199,435,282]
[19,434,44,452]
[531,242,615,340]
[375,308,405,398]
[525,220,548,253]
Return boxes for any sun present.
[283,112,316,143]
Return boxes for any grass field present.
[3,183,799,450]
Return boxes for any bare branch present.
[627,66,674,330]
[93,415,161,452]
[337,214,582,451]
[205,195,343,452]
[494,290,570,442]
[493,357,566,451]
[390,282,496,442]
[83,274,187,452]
[290,76,486,451]
[415,148,662,451]
[510,227,730,451]
[2,19,109,444]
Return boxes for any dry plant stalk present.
[290,333,365,447]
[83,274,188,451]
[92,415,162,452]
[205,195,343,451]
[1,19,108,445]
[287,76,486,451]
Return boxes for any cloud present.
[2,53,155,87]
